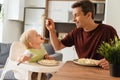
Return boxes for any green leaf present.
[97,36,120,64]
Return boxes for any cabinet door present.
[24,8,45,36]
[25,0,46,7]
[7,0,24,21]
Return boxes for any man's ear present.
[86,12,92,18]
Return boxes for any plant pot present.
[109,63,120,77]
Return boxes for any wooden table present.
[51,61,120,80]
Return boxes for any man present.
[46,0,119,69]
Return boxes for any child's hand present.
[47,56,55,60]
[44,54,55,60]
[17,50,33,63]
[17,55,30,62]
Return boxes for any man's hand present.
[45,18,55,32]
[97,58,109,70]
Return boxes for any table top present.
[51,61,120,80]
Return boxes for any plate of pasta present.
[73,58,99,66]
[38,60,60,66]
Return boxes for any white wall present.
[2,0,23,43]
[104,0,120,37]
[61,46,78,62]
[0,19,3,42]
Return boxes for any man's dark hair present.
[72,0,95,19]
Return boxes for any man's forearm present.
[49,30,64,50]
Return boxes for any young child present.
[15,29,54,80]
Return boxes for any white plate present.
[73,58,99,66]
[38,60,60,66]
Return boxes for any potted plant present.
[97,36,120,77]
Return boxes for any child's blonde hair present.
[20,29,36,48]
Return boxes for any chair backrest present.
[0,43,11,65]
[9,41,26,61]
[43,43,55,55]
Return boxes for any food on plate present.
[38,60,59,66]
[77,58,99,65]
